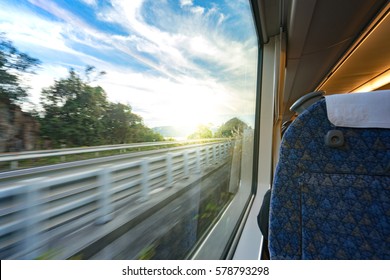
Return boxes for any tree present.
[188,125,213,139]
[132,123,164,142]
[40,68,164,147]
[0,33,40,104]
[103,102,141,144]
[214,117,248,138]
[40,69,109,146]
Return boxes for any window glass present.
[0,0,258,259]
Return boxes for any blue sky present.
[0,0,258,130]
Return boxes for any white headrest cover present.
[325,90,390,129]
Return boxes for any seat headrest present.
[290,91,324,114]
[325,90,390,129]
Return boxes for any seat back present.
[268,96,390,259]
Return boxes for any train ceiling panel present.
[318,5,390,94]
[257,0,390,121]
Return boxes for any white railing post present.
[213,145,217,163]
[195,149,201,173]
[141,159,150,201]
[22,178,44,259]
[183,151,189,178]
[166,153,173,187]
[10,160,18,170]
[205,146,210,166]
[96,166,114,225]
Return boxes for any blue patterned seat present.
[268,98,390,259]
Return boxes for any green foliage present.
[40,69,108,146]
[34,248,59,260]
[40,68,163,147]
[0,33,40,104]
[103,102,139,144]
[133,124,165,142]
[214,117,248,138]
[103,102,163,143]
[188,124,213,139]
[137,244,156,260]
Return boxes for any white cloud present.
[80,0,97,7]
[96,0,257,81]
[190,6,205,15]
[98,68,235,128]
[180,0,193,7]
[0,0,259,128]
[180,0,205,16]
[0,6,73,55]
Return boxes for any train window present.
[0,0,259,259]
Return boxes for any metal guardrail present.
[0,139,223,170]
[0,141,232,259]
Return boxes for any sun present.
[164,88,223,133]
